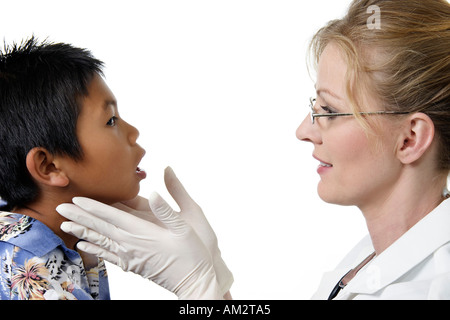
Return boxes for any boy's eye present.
[106,116,118,126]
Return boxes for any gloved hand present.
[57,195,223,299]
[79,166,233,296]
[162,167,233,295]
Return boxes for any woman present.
[296,0,450,299]
[57,0,450,299]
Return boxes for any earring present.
[443,186,450,199]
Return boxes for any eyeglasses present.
[309,97,410,125]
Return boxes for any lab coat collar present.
[341,199,450,296]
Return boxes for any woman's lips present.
[313,155,333,174]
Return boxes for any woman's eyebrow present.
[314,83,343,101]
[315,87,343,102]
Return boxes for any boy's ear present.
[25,147,70,187]
[396,113,435,165]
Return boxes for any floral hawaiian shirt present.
[0,212,110,300]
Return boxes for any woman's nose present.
[296,114,321,144]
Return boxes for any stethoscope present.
[328,252,376,300]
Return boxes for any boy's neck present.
[14,196,79,250]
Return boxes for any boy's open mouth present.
[136,166,147,180]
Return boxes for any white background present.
[1,0,373,299]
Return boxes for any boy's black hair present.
[0,36,104,211]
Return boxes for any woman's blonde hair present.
[309,0,450,171]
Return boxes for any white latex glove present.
[162,167,233,295]
[96,167,233,295]
[57,195,223,300]
[111,196,166,229]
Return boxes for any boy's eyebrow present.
[103,99,118,111]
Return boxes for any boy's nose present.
[126,121,140,145]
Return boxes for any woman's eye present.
[106,116,118,126]
[320,105,337,119]
[320,105,334,113]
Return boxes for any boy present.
[0,37,146,299]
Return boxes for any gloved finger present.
[148,191,187,236]
[119,195,151,212]
[60,221,90,238]
[164,166,198,211]
[59,199,167,241]
[60,221,122,252]
[57,203,116,237]
[72,197,154,232]
[113,202,165,228]
[76,241,121,267]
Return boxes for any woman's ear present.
[396,113,435,165]
[25,147,70,187]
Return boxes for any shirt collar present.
[343,199,450,295]
[0,212,69,257]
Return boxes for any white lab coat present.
[312,199,450,300]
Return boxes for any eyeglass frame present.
[308,97,410,125]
